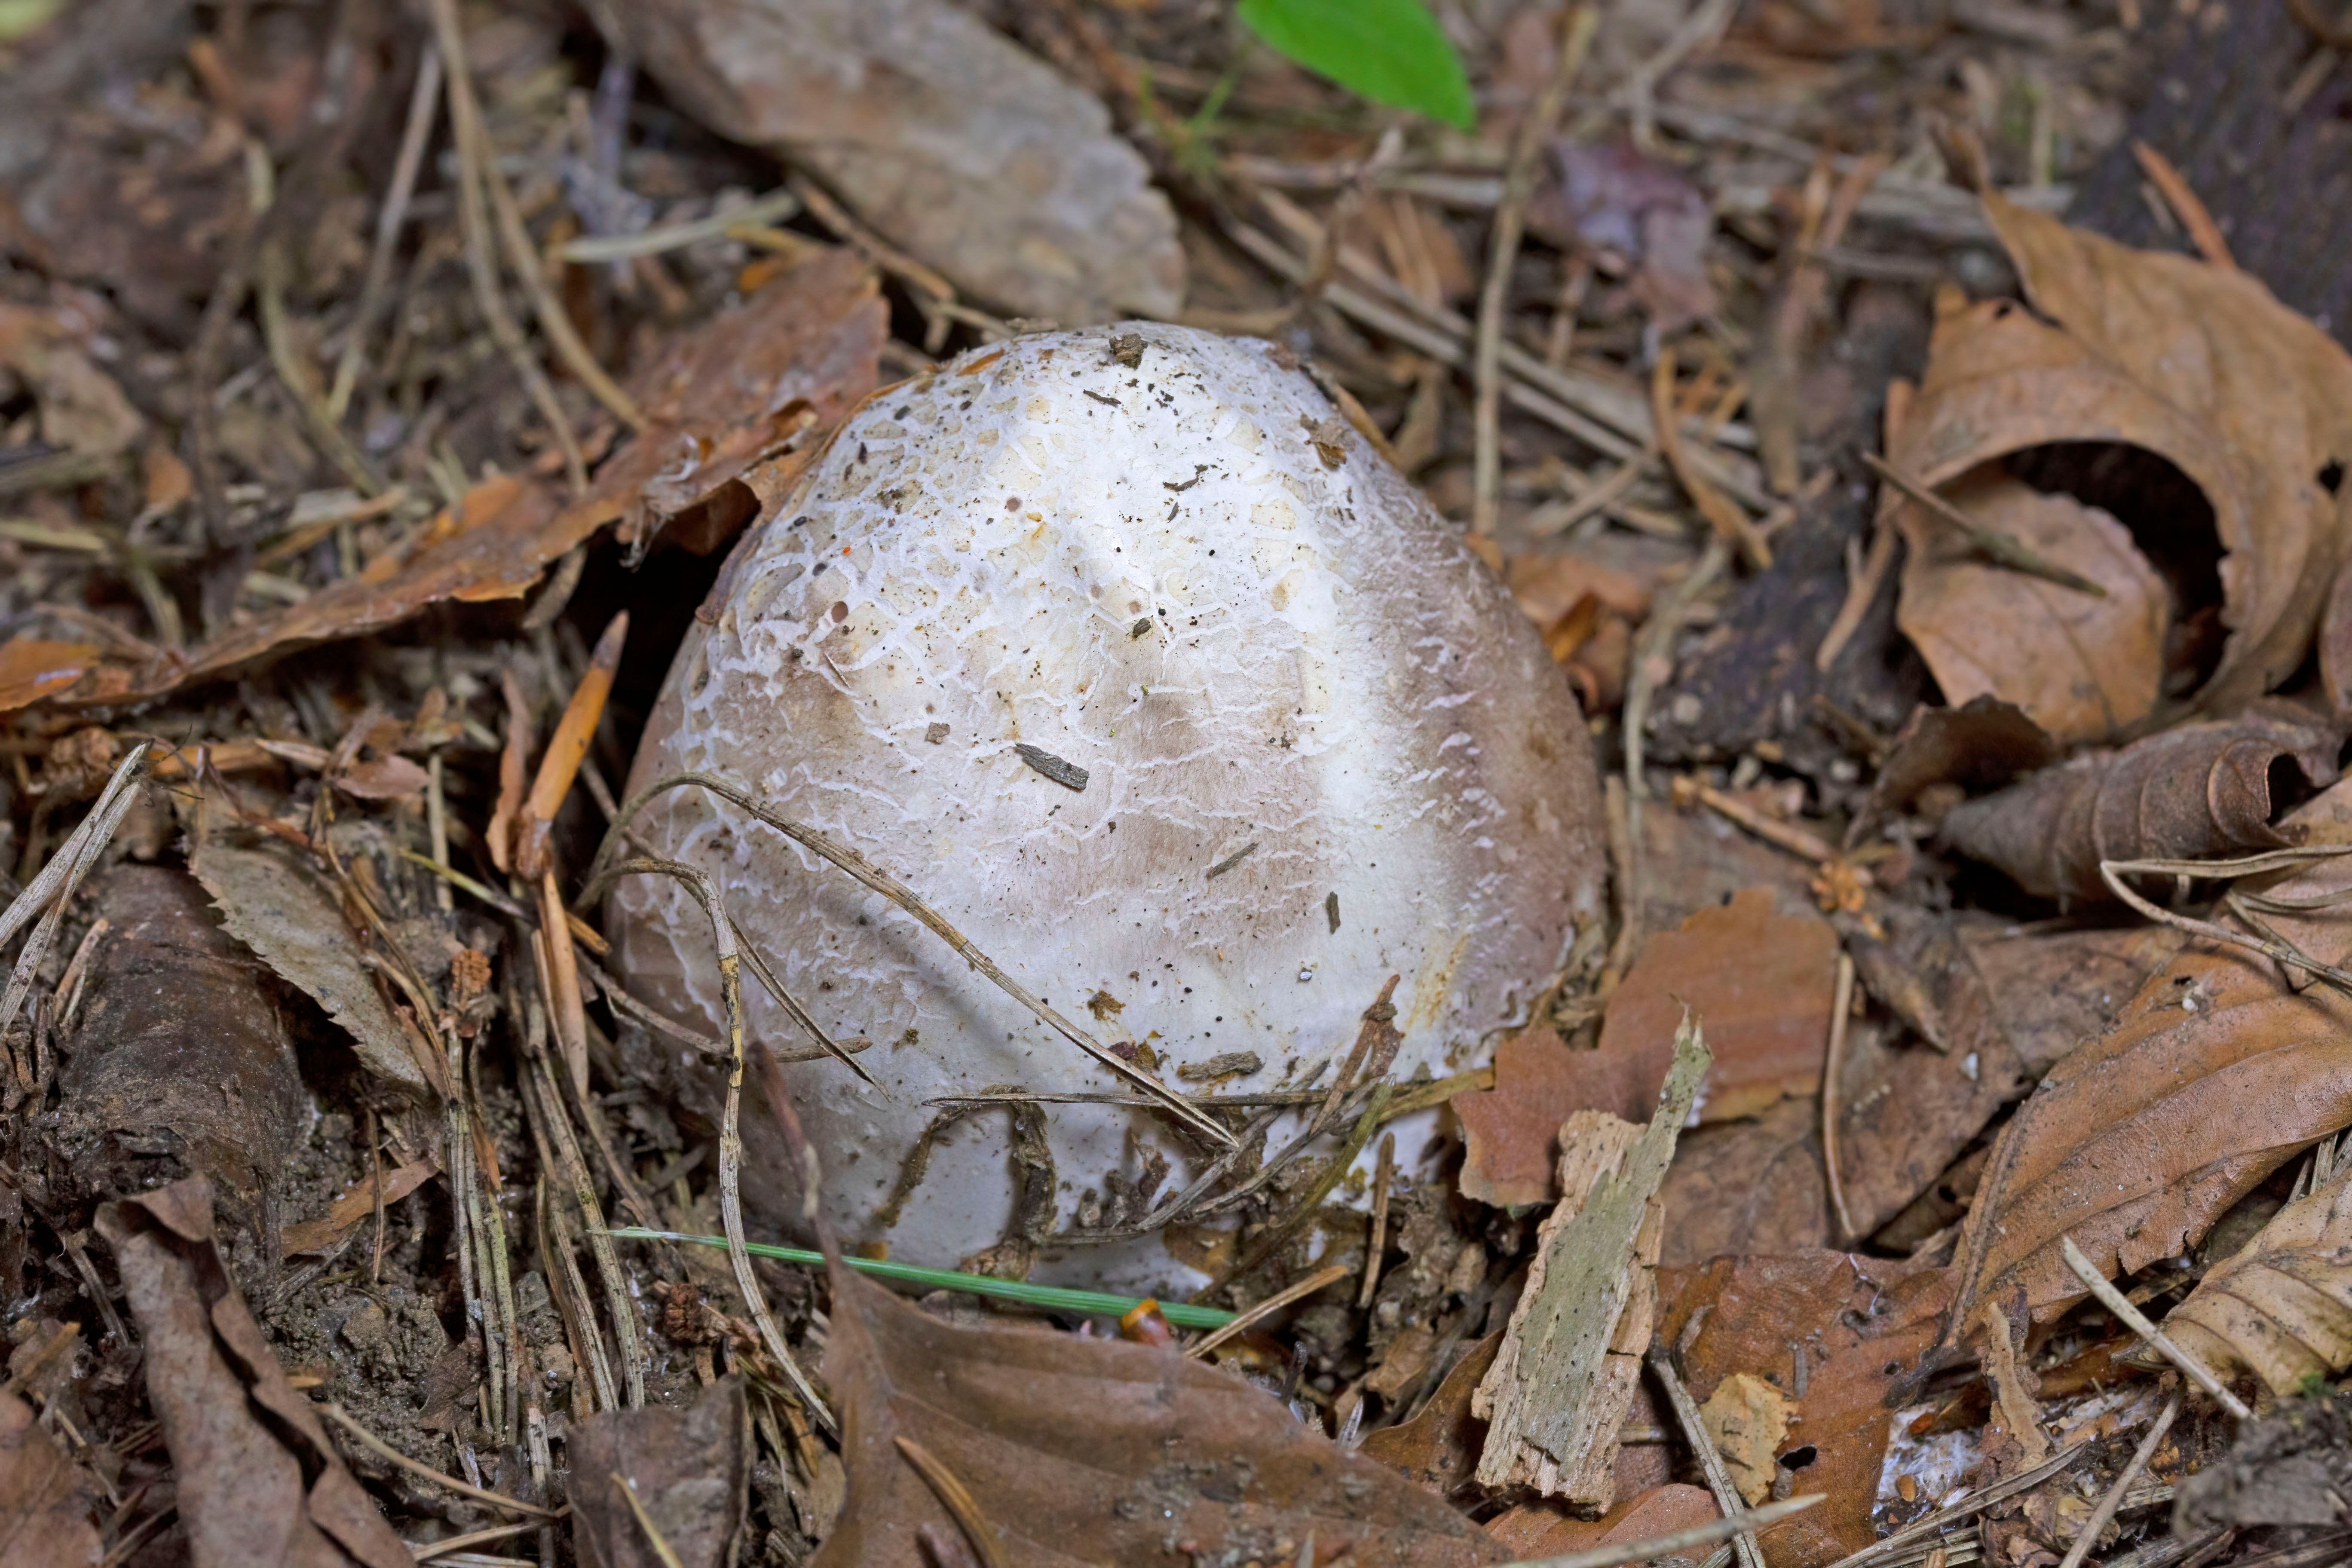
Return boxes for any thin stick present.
[1678,775,1846,869]
[1473,5,1597,538]
[587,774,1233,1150]
[367,1106,387,1284]
[319,1403,562,1516]
[410,1518,548,1562]
[2055,1391,2180,1568]
[894,1436,1010,1568]
[2129,142,2233,269]
[1649,1350,1764,1568]
[610,1473,685,1568]
[2099,860,2352,997]
[1822,951,1858,1243]
[422,0,588,493]
[1542,446,1656,537]
[1861,452,2104,596]
[1185,1263,1354,1360]
[0,746,150,1044]
[1654,348,1769,567]
[573,858,833,1432]
[1358,1132,1396,1309]
[1497,1496,1824,1568]
[2059,1237,2251,1418]
[329,43,440,421]
[558,189,800,263]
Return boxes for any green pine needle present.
[601,1227,1237,1330]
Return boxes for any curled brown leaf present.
[2165,1158,2352,1396]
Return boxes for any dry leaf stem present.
[2059,1236,2252,1418]
[893,1436,1011,1568]
[318,1403,562,1517]
[1822,950,1859,1242]
[1655,349,1770,567]
[1473,4,1597,538]
[611,1473,687,1568]
[1861,452,2104,596]
[2055,1391,2180,1568]
[2099,856,2352,996]
[1649,1349,1764,1568]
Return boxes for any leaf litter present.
[6,4,2352,1568]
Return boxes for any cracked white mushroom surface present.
[606,324,1605,1292]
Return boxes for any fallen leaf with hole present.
[1939,710,2341,901]
[192,839,437,1095]
[1658,1250,1951,1566]
[1949,775,2352,1324]
[570,1376,748,1568]
[92,1176,413,1568]
[0,1391,101,1568]
[28,252,882,712]
[1472,1020,1706,1503]
[1700,1371,1795,1506]
[2164,1160,2352,1396]
[1893,191,2352,719]
[619,0,1183,324]
[813,1265,1504,1567]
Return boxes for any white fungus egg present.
[606,324,1605,1292]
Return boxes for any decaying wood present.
[1473,1017,1709,1501]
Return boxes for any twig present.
[611,1473,686,1568]
[1649,1349,1764,1568]
[1541,446,1657,538]
[0,746,150,1046]
[1815,514,1898,672]
[2059,1237,2252,1418]
[319,1403,563,1516]
[571,858,833,1432]
[1473,5,1597,538]
[1496,1496,1824,1568]
[588,774,1234,1150]
[558,189,800,263]
[1675,774,1847,870]
[1358,1132,1395,1309]
[1861,452,2104,596]
[727,913,878,1086]
[410,1519,546,1562]
[2056,1391,2180,1568]
[894,1436,1010,1568]
[329,42,441,421]
[2129,142,2233,269]
[2099,858,2352,998]
[1655,349,1770,567]
[422,0,589,493]
[1185,1262,1354,1360]
[1823,951,1859,1243]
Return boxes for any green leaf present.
[1237,0,1476,131]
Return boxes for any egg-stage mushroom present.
[606,325,1605,1291]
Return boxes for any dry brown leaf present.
[1940,711,2343,901]
[281,1157,440,1255]
[620,0,1183,324]
[1473,1022,1707,1503]
[1896,193,2352,717]
[1485,1483,1720,1561]
[1359,1333,1499,1494]
[1961,919,2191,1077]
[1894,470,2168,744]
[0,1392,101,1568]
[571,1378,748,1568]
[1864,696,2059,827]
[28,253,883,712]
[2165,1161,2352,1396]
[1657,1098,1831,1268]
[92,1176,413,1568]
[1658,1250,1951,1567]
[1950,775,2352,1325]
[1699,1371,1795,1506]
[0,638,100,716]
[814,1267,1503,1567]
[192,841,437,1095]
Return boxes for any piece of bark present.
[0,1392,101,1568]
[1472,1021,1709,1502]
[1940,712,2343,901]
[572,1377,750,1568]
[92,1176,410,1568]
[619,0,1183,325]
[52,865,312,1231]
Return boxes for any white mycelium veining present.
[607,324,1605,1291]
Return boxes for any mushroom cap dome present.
[607,324,1605,1291]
